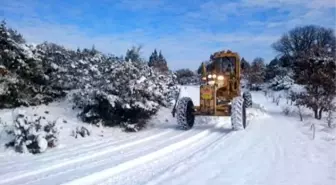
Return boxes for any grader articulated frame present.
[172,50,252,130]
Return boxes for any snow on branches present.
[6,110,59,154]
[72,59,178,132]
[174,69,200,85]
[1,21,179,132]
[0,21,65,108]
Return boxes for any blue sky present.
[0,0,335,70]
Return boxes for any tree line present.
[244,25,335,120]
[0,20,178,132]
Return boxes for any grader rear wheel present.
[231,96,247,130]
[176,97,195,130]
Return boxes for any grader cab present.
[172,50,252,130]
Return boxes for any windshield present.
[214,56,236,73]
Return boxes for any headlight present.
[217,75,224,80]
[212,74,217,78]
[208,80,215,85]
[202,77,207,81]
[208,74,212,78]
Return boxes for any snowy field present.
[0,86,335,185]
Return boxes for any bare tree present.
[297,104,304,122]
[326,101,335,128]
[326,109,333,128]
[272,25,335,58]
[310,122,316,140]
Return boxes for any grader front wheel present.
[176,97,195,130]
[243,91,252,108]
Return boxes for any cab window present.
[215,57,236,73]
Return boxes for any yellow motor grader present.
[172,50,252,130]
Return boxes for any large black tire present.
[176,97,195,130]
[243,91,252,108]
[231,96,247,130]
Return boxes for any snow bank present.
[257,88,336,142]
[178,85,200,106]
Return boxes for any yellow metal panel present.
[194,49,241,117]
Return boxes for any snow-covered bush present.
[72,60,178,131]
[1,21,179,132]
[282,106,290,115]
[6,111,59,154]
[0,71,64,108]
[33,43,115,91]
[281,106,294,116]
[268,75,294,91]
[0,21,66,108]
[249,83,265,91]
[174,69,200,85]
[246,57,266,90]
[72,126,90,138]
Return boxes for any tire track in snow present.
[19,128,201,185]
[142,127,243,185]
[60,120,228,185]
[0,128,173,172]
[263,120,286,185]
[0,138,123,169]
[142,116,269,185]
[108,123,235,185]
[206,120,272,185]
[102,113,262,185]
[0,127,167,167]
[0,130,173,185]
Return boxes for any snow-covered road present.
[0,89,335,185]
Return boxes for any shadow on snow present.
[155,117,232,134]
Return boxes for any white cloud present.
[114,0,165,11]
[0,0,39,18]
[182,0,335,35]
[237,0,335,30]
[307,0,336,9]
[263,8,335,30]
[0,0,334,70]
[184,1,242,22]
[3,16,278,70]
[241,0,299,8]
[241,0,335,9]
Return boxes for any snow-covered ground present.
[0,86,335,185]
